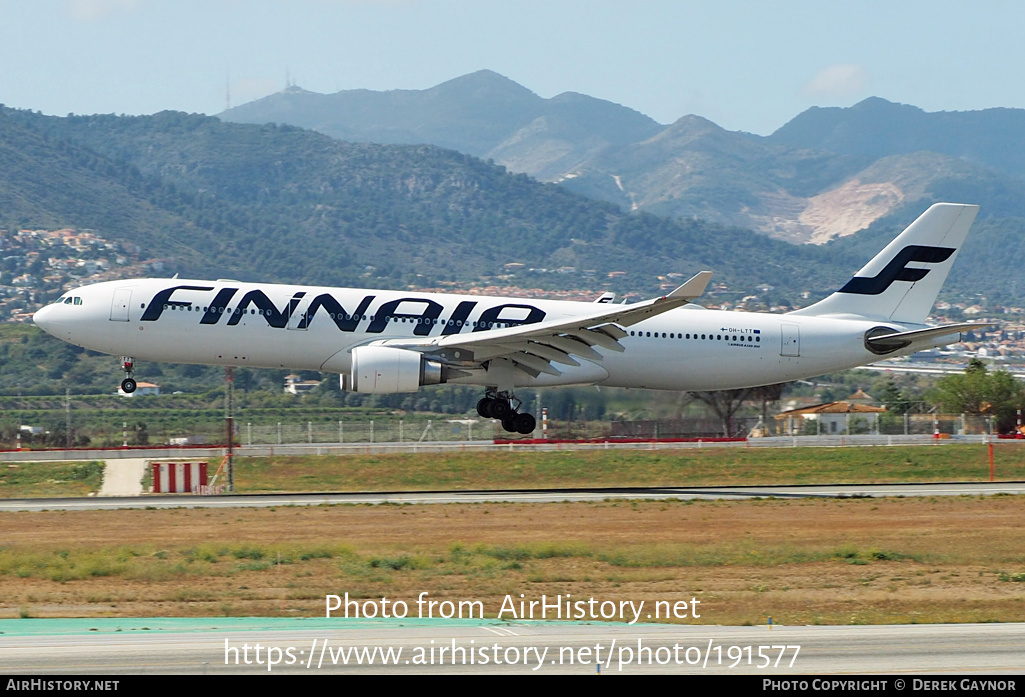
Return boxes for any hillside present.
[0,106,848,300]
[222,70,663,180]
[2,105,1022,308]
[555,114,864,242]
[220,73,1025,244]
[769,97,1025,181]
[0,109,221,272]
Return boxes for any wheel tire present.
[488,399,512,420]
[501,416,517,433]
[121,377,137,394]
[513,413,536,435]
[476,397,493,418]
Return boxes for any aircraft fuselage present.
[34,277,931,392]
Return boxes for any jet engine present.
[348,345,446,394]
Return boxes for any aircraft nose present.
[32,304,60,335]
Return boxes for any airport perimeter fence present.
[10,406,1007,450]
[610,414,998,439]
[234,433,1013,457]
[3,430,1022,463]
[51,418,503,448]
[87,413,1002,448]
[777,413,998,437]
[237,418,501,446]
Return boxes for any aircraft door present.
[286,294,313,331]
[110,289,132,322]
[780,323,800,357]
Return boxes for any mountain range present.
[0,106,848,302]
[1,75,1024,309]
[221,71,1025,245]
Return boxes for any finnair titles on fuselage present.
[33,204,989,434]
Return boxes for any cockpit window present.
[52,294,82,306]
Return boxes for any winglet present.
[666,271,713,301]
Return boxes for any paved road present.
[2,481,1024,512]
[1,620,1022,675]
[97,458,147,496]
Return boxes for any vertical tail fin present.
[791,203,978,324]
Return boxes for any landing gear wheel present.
[488,399,512,420]
[119,356,137,394]
[513,412,536,435]
[479,391,526,432]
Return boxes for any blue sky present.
[2,0,1023,135]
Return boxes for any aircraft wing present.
[377,271,712,377]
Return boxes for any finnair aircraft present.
[33,203,988,435]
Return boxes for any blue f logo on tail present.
[838,245,955,295]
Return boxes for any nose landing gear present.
[119,357,137,394]
[477,392,536,435]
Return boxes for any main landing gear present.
[119,356,137,394]
[477,392,536,435]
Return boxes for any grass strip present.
[234,443,1025,492]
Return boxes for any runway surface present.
[2,480,1024,512]
[1,618,1022,675]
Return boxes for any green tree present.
[877,377,913,415]
[932,359,1025,433]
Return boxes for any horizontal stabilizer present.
[866,322,993,354]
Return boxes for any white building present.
[775,401,886,435]
[284,374,321,395]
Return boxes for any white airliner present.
[33,203,989,434]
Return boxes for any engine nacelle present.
[348,346,445,394]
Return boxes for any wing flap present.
[593,323,629,340]
[538,335,604,361]
[495,341,581,366]
[509,351,563,376]
[564,328,625,352]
